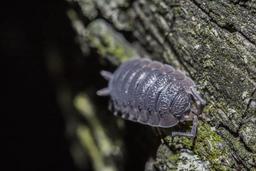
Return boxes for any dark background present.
[4,0,78,170]
[3,1,159,171]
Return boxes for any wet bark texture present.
[61,0,256,170]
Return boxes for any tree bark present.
[58,0,256,170]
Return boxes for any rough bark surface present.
[61,0,256,170]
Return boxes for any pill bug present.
[97,58,205,137]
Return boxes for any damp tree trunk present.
[53,0,256,170]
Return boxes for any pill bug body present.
[97,58,205,136]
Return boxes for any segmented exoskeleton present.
[97,58,205,137]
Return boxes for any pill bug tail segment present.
[96,70,112,96]
[96,87,110,96]
[100,70,113,81]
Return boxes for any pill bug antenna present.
[191,88,206,108]
[100,70,113,81]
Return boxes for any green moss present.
[202,59,215,69]
[168,153,180,162]
[219,128,256,168]
[155,144,180,170]
[164,122,234,170]
[86,19,137,63]
[202,103,215,114]
[74,93,117,157]
[196,123,234,170]
[156,140,211,170]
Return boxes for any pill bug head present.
[169,90,192,121]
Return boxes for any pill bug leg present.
[152,127,165,139]
[113,111,118,116]
[171,115,198,138]
[128,108,138,121]
[120,112,130,119]
[108,100,113,111]
[137,109,149,124]
[147,111,160,126]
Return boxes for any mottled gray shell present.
[98,58,201,128]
